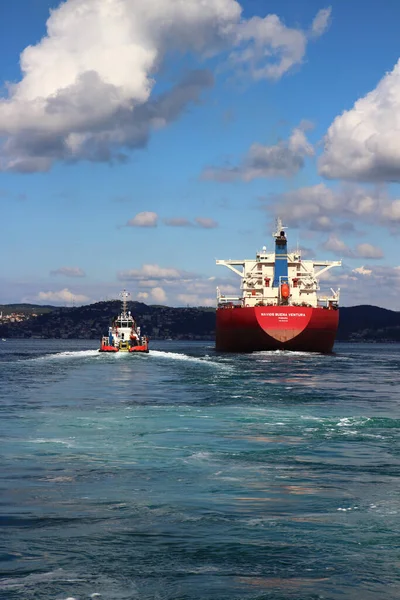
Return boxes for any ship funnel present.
[272,220,288,288]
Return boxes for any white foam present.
[336,417,371,427]
[31,349,99,362]
[0,569,82,589]
[183,451,215,464]
[151,350,229,369]
[151,350,207,363]
[253,350,320,357]
[29,438,76,448]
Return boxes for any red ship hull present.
[216,306,339,353]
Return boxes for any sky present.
[1,0,400,309]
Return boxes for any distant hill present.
[337,305,400,342]
[0,300,216,340]
[0,303,56,316]
[0,301,399,342]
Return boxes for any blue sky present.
[1,0,400,308]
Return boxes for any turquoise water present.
[0,340,399,600]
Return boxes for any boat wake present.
[253,350,323,358]
[150,350,227,369]
[30,349,100,362]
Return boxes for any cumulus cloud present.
[353,266,372,276]
[118,264,186,281]
[150,287,167,303]
[163,216,218,228]
[195,217,219,228]
[177,294,198,305]
[320,59,400,182]
[268,183,400,232]
[116,262,239,306]
[137,292,149,300]
[177,293,215,306]
[202,124,314,181]
[309,7,332,38]
[339,264,400,308]
[322,235,384,259]
[355,243,384,259]
[0,0,329,172]
[298,246,316,259]
[126,211,158,227]
[323,234,354,258]
[35,288,89,304]
[381,199,400,223]
[50,266,86,277]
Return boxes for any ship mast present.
[120,289,130,319]
[273,217,285,239]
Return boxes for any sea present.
[0,339,399,600]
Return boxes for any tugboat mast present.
[120,289,130,319]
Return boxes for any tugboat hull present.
[129,346,149,353]
[99,345,119,353]
[99,345,149,353]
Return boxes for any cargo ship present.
[99,290,149,353]
[215,220,341,353]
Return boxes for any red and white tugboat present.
[99,290,149,353]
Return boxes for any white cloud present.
[323,234,354,258]
[298,246,316,259]
[116,262,239,306]
[35,288,89,304]
[320,59,400,182]
[137,292,149,300]
[151,286,167,303]
[202,124,314,181]
[163,216,218,228]
[322,236,384,260]
[118,264,185,281]
[355,243,384,259]
[381,199,400,222]
[201,298,216,307]
[353,266,372,276]
[126,211,158,227]
[0,0,329,171]
[177,293,215,306]
[339,264,400,308]
[195,217,219,229]
[310,7,332,38]
[50,266,86,277]
[177,294,199,305]
[229,16,305,81]
[137,280,162,288]
[269,183,400,231]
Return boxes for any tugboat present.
[99,290,149,353]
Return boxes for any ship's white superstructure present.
[216,220,341,309]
